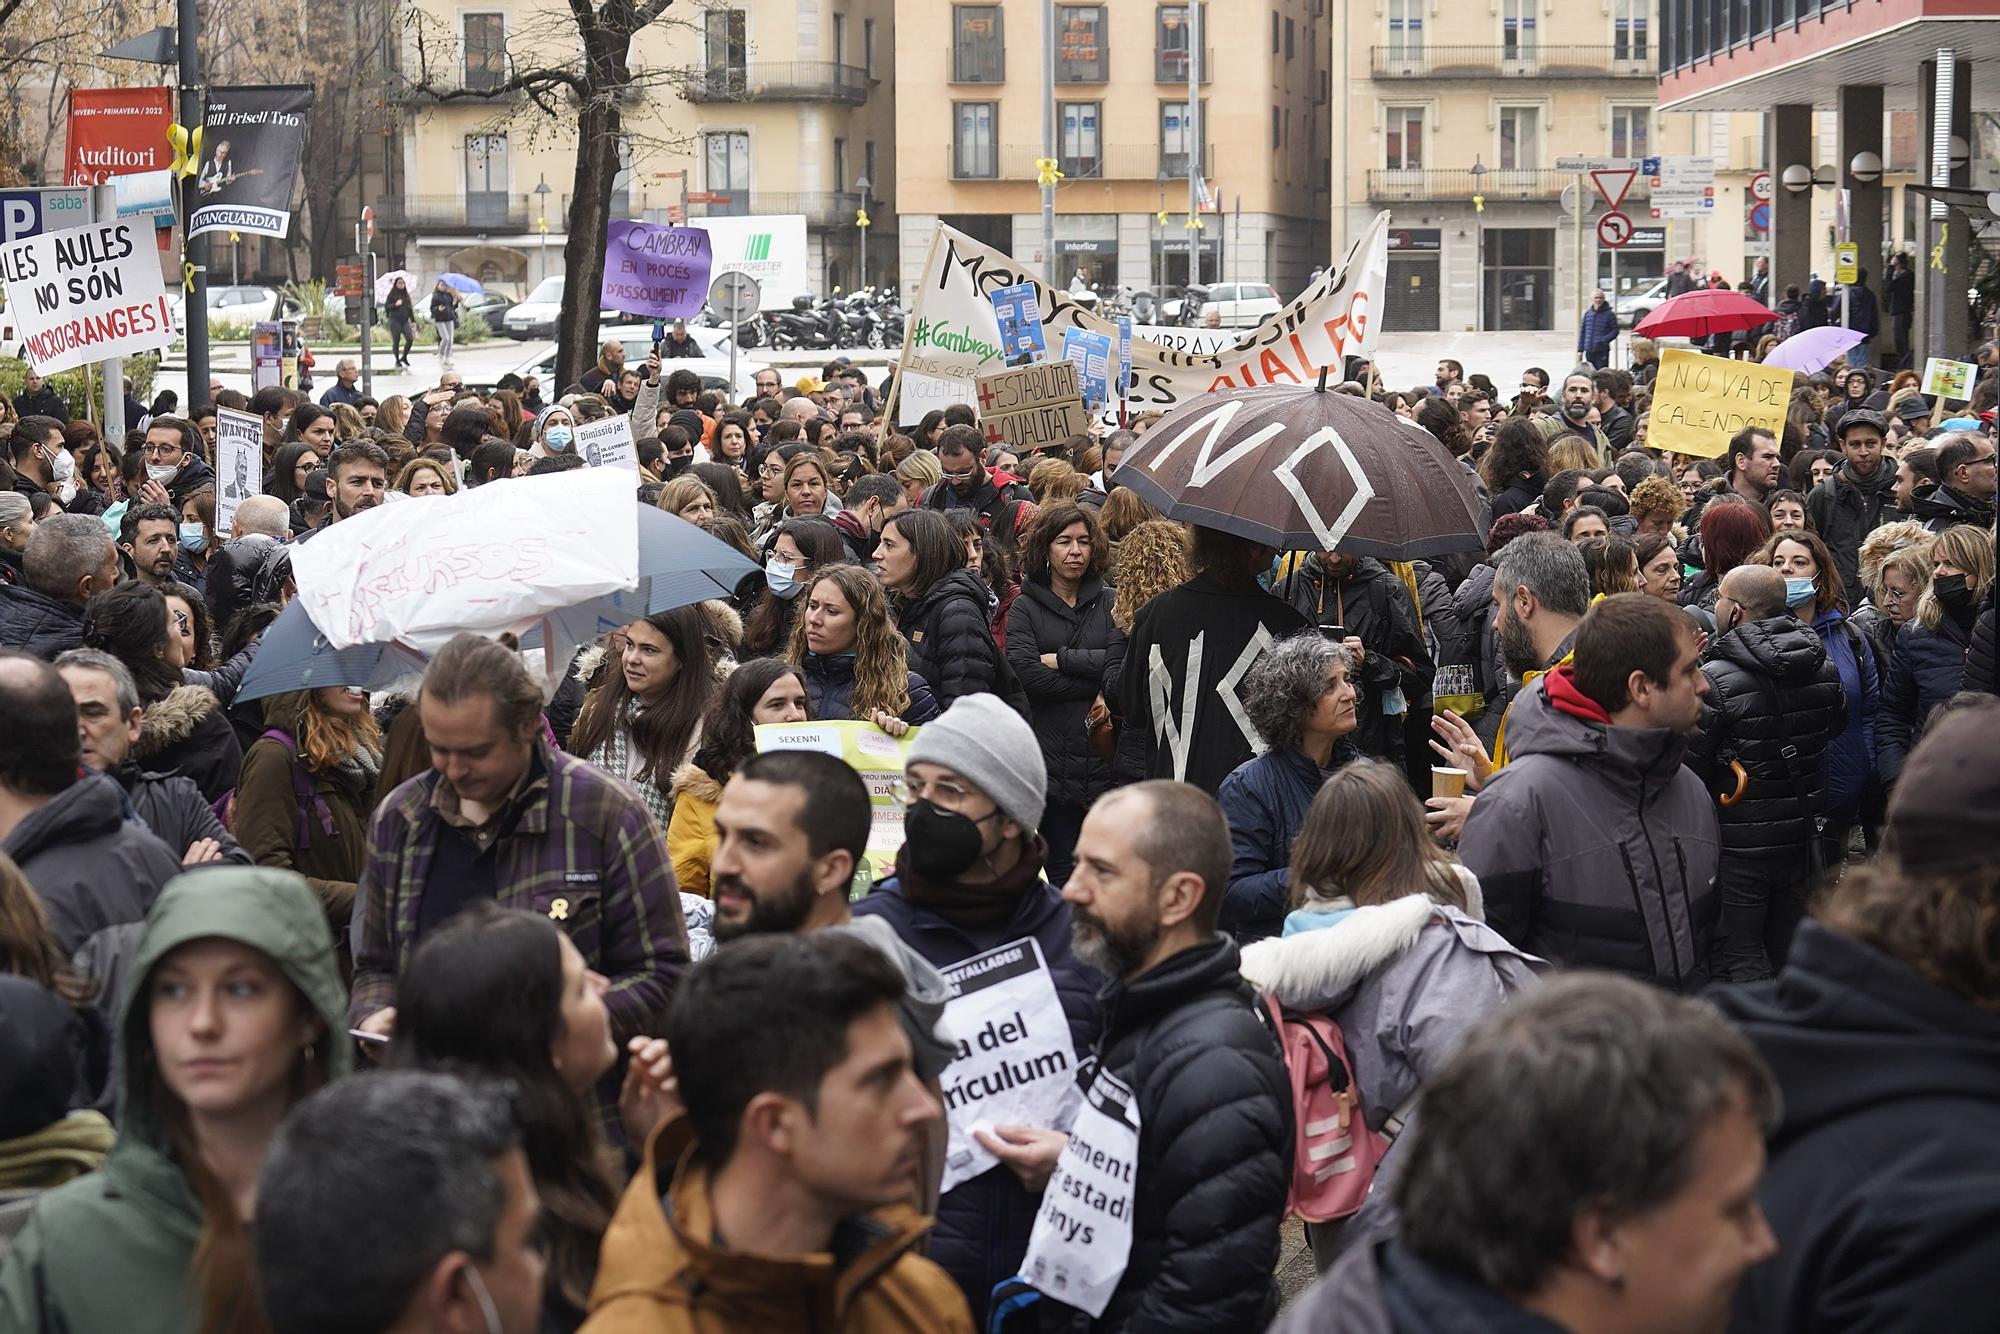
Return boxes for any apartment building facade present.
[893,0,1332,302]
[384,0,896,297]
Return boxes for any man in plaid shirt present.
[350,633,688,1043]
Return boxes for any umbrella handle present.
[1316,366,1330,393]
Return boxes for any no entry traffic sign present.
[1597,210,1634,249]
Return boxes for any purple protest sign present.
[600,220,713,320]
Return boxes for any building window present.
[463,132,508,224]
[833,138,847,194]
[1499,106,1540,169]
[1501,0,1536,58]
[953,6,1004,82]
[1614,0,1648,59]
[704,8,746,88]
[1056,6,1107,82]
[1384,106,1424,170]
[1272,106,1280,149]
[1156,5,1206,82]
[704,130,751,212]
[864,18,878,77]
[954,102,997,178]
[1059,101,1101,177]
[831,12,845,63]
[863,140,877,189]
[1611,106,1649,159]
[1285,16,1295,58]
[1161,99,1205,176]
[462,13,506,91]
[1386,0,1422,54]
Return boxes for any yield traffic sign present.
[1590,169,1637,211]
[1596,210,1634,249]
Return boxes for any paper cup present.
[1431,767,1468,800]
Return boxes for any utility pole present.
[1041,0,1057,288]
[178,0,210,405]
[1926,48,1954,360]
[1187,1,1201,288]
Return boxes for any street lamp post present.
[1470,156,1488,332]
[533,176,552,284]
[853,174,872,290]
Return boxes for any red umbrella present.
[1633,288,1778,340]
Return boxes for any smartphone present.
[347,1027,389,1046]
[1319,625,1350,642]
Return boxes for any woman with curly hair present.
[567,604,720,828]
[665,659,810,897]
[393,455,456,497]
[1107,518,1191,636]
[1577,534,1639,596]
[1099,484,1162,549]
[1215,633,1362,942]
[787,563,938,727]
[232,686,381,931]
[1477,417,1551,518]
[1627,475,1685,538]
[1849,521,1933,666]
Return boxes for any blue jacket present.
[1215,741,1360,944]
[1812,609,1877,823]
[1877,617,1970,783]
[851,874,1102,1328]
[1578,302,1619,352]
[797,650,939,725]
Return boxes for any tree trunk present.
[554,31,630,390]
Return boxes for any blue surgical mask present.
[1784,576,1815,609]
[765,558,801,599]
[178,521,207,554]
[544,425,573,452]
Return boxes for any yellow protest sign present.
[755,720,920,888]
[1648,348,1796,459]
[1834,243,1859,285]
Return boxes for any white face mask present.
[146,461,180,485]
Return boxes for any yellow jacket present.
[665,763,724,898]
[583,1118,973,1334]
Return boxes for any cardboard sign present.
[214,407,264,535]
[1922,356,1975,402]
[1062,326,1114,411]
[601,220,713,320]
[0,220,173,375]
[1647,348,1795,459]
[990,281,1047,366]
[572,414,639,471]
[1020,1065,1141,1317]
[975,360,1088,452]
[754,721,921,883]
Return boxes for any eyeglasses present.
[171,611,191,634]
[1881,586,1914,605]
[892,773,975,807]
[759,462,786,477]
[942,469,976,484]
[1969,455,1998,468]
[141,442,182,460]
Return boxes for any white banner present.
[935,937,1083,1194]
[573,414,639,471]
[290,465,640,652]
[1020,1065,1141,1318]
[213,406,263,536]
[0,220,173,374]
[890,212,1390,423]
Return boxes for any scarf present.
[895,836,1050,932]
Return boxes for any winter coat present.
[201,534,282,634]
[1484,468,1546,524]
[0,774,181,958]
[1079,935,1293,1333]
[1806,462,1902,597]
[133,685,243,805]
[664,762,723,898]
[1577,301,1619,353]
[1281,556,1433,762]
[1811,609,1878,821]
[1716,922,2000,1334]
[581,1117,973,1334]
[1968,597,1997,697]
[13,384,68,422]
[1876,616,1971,783]
[851,876,1101,1328]
[0,867,352,1334]
[0,583,85,659]
[383,287,415,324]
[106,762,249,867]
[231,693,375,929]
[1115,572,1308,791]
[1911,483,1995,534]
[1684,617,1846,881]
[1215,742,1361,943]
[921,473,1035,548]
[798,651,940,726]
[1271,1238,1550,1334]
[1004,576,1118,809]
[163,456,215,509]
[1458,666,1722,993]
[895,568,1007,710]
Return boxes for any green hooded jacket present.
[0,867,351,1334]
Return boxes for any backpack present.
[214,729,336,850]
[1259,993,1391,1224]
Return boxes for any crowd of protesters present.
[0,324,1994,1334]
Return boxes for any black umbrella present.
[1113,378,1484,558]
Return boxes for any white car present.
[1193,281,1283,328]
[502,275,627,340]
[503,323,759,401]
[1615,276,1670,329]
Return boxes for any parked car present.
[500,323,759,400]
[1615,275,1670,329]
[166,285,303,334]
[460,289,514,329]
[1193,281,1283,329]
[502,275,625,339]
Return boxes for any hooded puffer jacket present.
[1806,462,1903,596]
[1876,616,1972,783]
[134,685,243,805]
[797,650,939,726]
[895,567,1007,710]
[0,867,352,1333]
[1458,667,1722,993]
[0,583,85,659]
[106,761,250,867]
[0,774,182,958]
[1716,922,2000,1334]
[1684,616,1846,875]
[1004,575,1119,809]
[1911,483,1995,534]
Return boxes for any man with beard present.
[1558,370,1613,455]
[990,779,1291,1330]
[851,694,1102,1328]
[1488,532,1590,767]
[922,425,1036,547]
[318,440,390,533]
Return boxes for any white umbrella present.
[373,268,417,303]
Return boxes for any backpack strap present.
[260,729,336,851]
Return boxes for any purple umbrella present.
[1763,325,1867,374]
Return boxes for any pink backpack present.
[1260,993,1390,1224]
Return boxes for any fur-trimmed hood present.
[667,760,723,806]
[1238,868,1492,1012]
[571,600,744,694]
[134,684,222,756]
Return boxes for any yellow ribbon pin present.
[1034,156,1064,189]
[167,123,204,179]
[548,897,570,922]
[1930,223,1948,272]
[183,261,196,294]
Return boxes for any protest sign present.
[0,220,173,375]
[1116,315,1133,401]
[601,221,713,321]
[290,465,640,653]
[1646,348,1793,459]
[934,938,1084,1193]
[214,407,263,535]
[990,281,1046,366]
[189,86,313,240]
[975,361,1089,452]
[754,720,919,882]
[887,210,1388,424]
[64,87,173,187]
[1021,1065,1141,1317]
[573,414,639,471]
[1922,356,1975,402]
[1063,327,1114,410]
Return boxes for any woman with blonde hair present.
[1108,519,1191,635]
[1850,520,1933,665]
[787,563,938,727]
[233,688,382,932]
[1878,523,1992,783]
[393,455,456,498]
[655,473,717,526]
[1099,484,1162,546]
[327,402,364,443]
[893,448,941,510]
[375,394,410,438]
[1546,432,1602,474]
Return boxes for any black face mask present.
[664,454,693,478]
[904,799,988,879]
[1933,572,1974,611]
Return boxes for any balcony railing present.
[948,144,1215,183]
[684,190,867,228]
[1367,168,1564,202]
[684,61,871,105]
[375,193,533,231]
[1370,44,1654,78]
